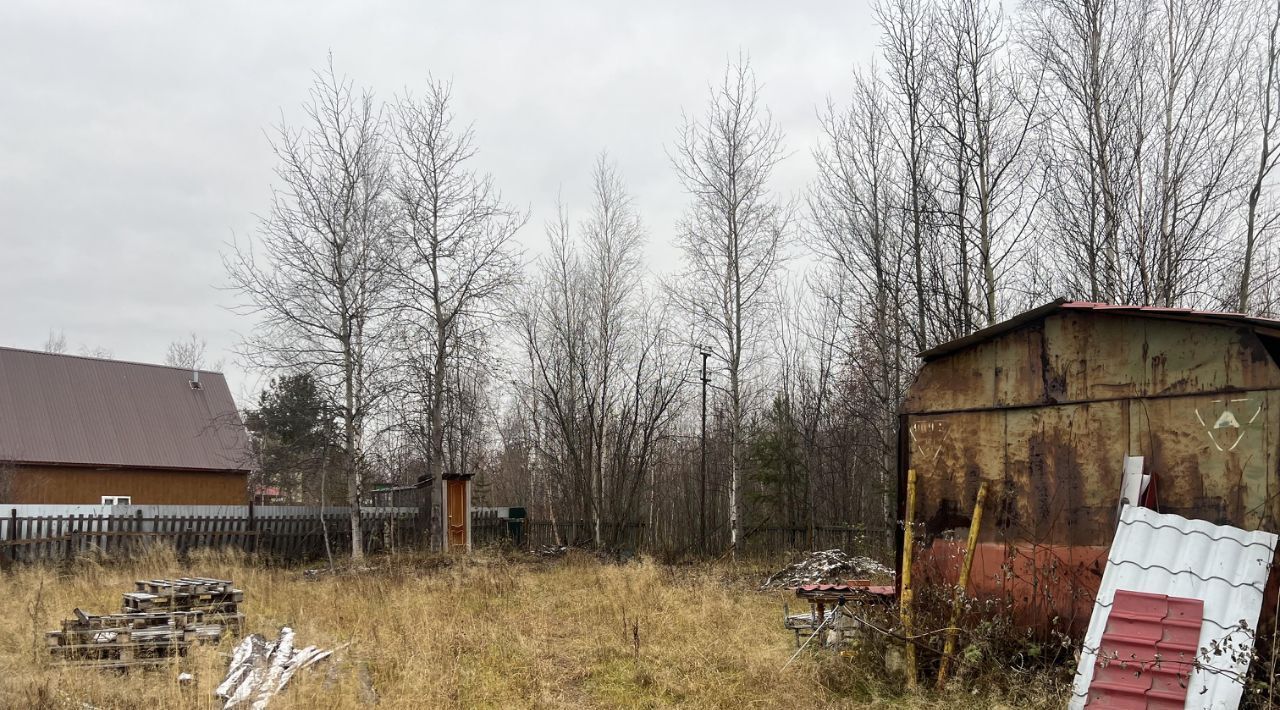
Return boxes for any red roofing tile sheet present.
[1087,590,1202,710]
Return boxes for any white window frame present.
[101,495,132,505]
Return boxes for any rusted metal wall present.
[903,312,1280,632]
[5,465,249,505]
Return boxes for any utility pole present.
[699,347,710,554]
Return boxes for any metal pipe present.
[936,480,988,690]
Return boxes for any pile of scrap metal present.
[770,549,897,651]
[216,627,340,709]
[762,549,892,590]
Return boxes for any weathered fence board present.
[514,519,890,560]
[0,502,887,564]
[0,505,423,564]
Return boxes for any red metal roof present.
[1086,590,1202,710]
[0,346,251,472]
[920,299,1280,360]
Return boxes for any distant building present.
[252,485,284,506]
[0,346,252,505]
[369,477,430,509]
[369,474,474,552]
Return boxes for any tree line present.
[230,0,1280,558]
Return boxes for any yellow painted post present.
[936,481,989,690]
[900,468,917,689]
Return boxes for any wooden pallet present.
[134,577,235,595]
[123,577,242,610]
[122,577,244,635]
[123,592,243,612]
[58,610,244,635]
[48,623,200,667]
[48,577,246,667]
[49,617,242,666]
[60,608,205,632]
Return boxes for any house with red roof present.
[0,347,252,505]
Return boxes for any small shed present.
[438,473,473,552]
[900,300,1280,631]
[370,473,473,552]
[0,347,252,505]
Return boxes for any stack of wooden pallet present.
[124,577,245,632]
[47,577,244,667]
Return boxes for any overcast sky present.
[0,0,877,403]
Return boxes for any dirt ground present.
[0,547,1066,708]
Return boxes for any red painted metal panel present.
[1087,590,1203,709]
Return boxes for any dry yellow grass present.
[0,547,1064,708]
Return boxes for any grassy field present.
[0,548,1065,708]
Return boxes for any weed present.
[0,547,1064,708]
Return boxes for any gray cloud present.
[0,0,876,402]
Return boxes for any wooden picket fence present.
[509,519,890,560]
[0,504,423,564]
[0,504,888,563]
[522,520,646,551]
[738,525,892,560]
[471,509,524,548]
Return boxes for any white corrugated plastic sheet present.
[1070,506,1277,710]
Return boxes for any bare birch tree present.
[1025,0,1148,302]
[1240,0,1280,313]
[810,70,913,545]
[671,56,789,555]
[878,0,938,348]
[933,0,1041,326]
[1136,0,1250,306]
[517,154,683,548]
[520,205,593,531]
[226,60,394,560]
[580,153,645,544]
[388,79,523,547]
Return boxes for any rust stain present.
[904,308,1280,633]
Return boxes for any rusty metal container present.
[900,300,1280,633]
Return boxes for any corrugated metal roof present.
[1070,506,1277,710]
[0,346,251,472]
[1089,590,1202,709]
[920,299,1280,360]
